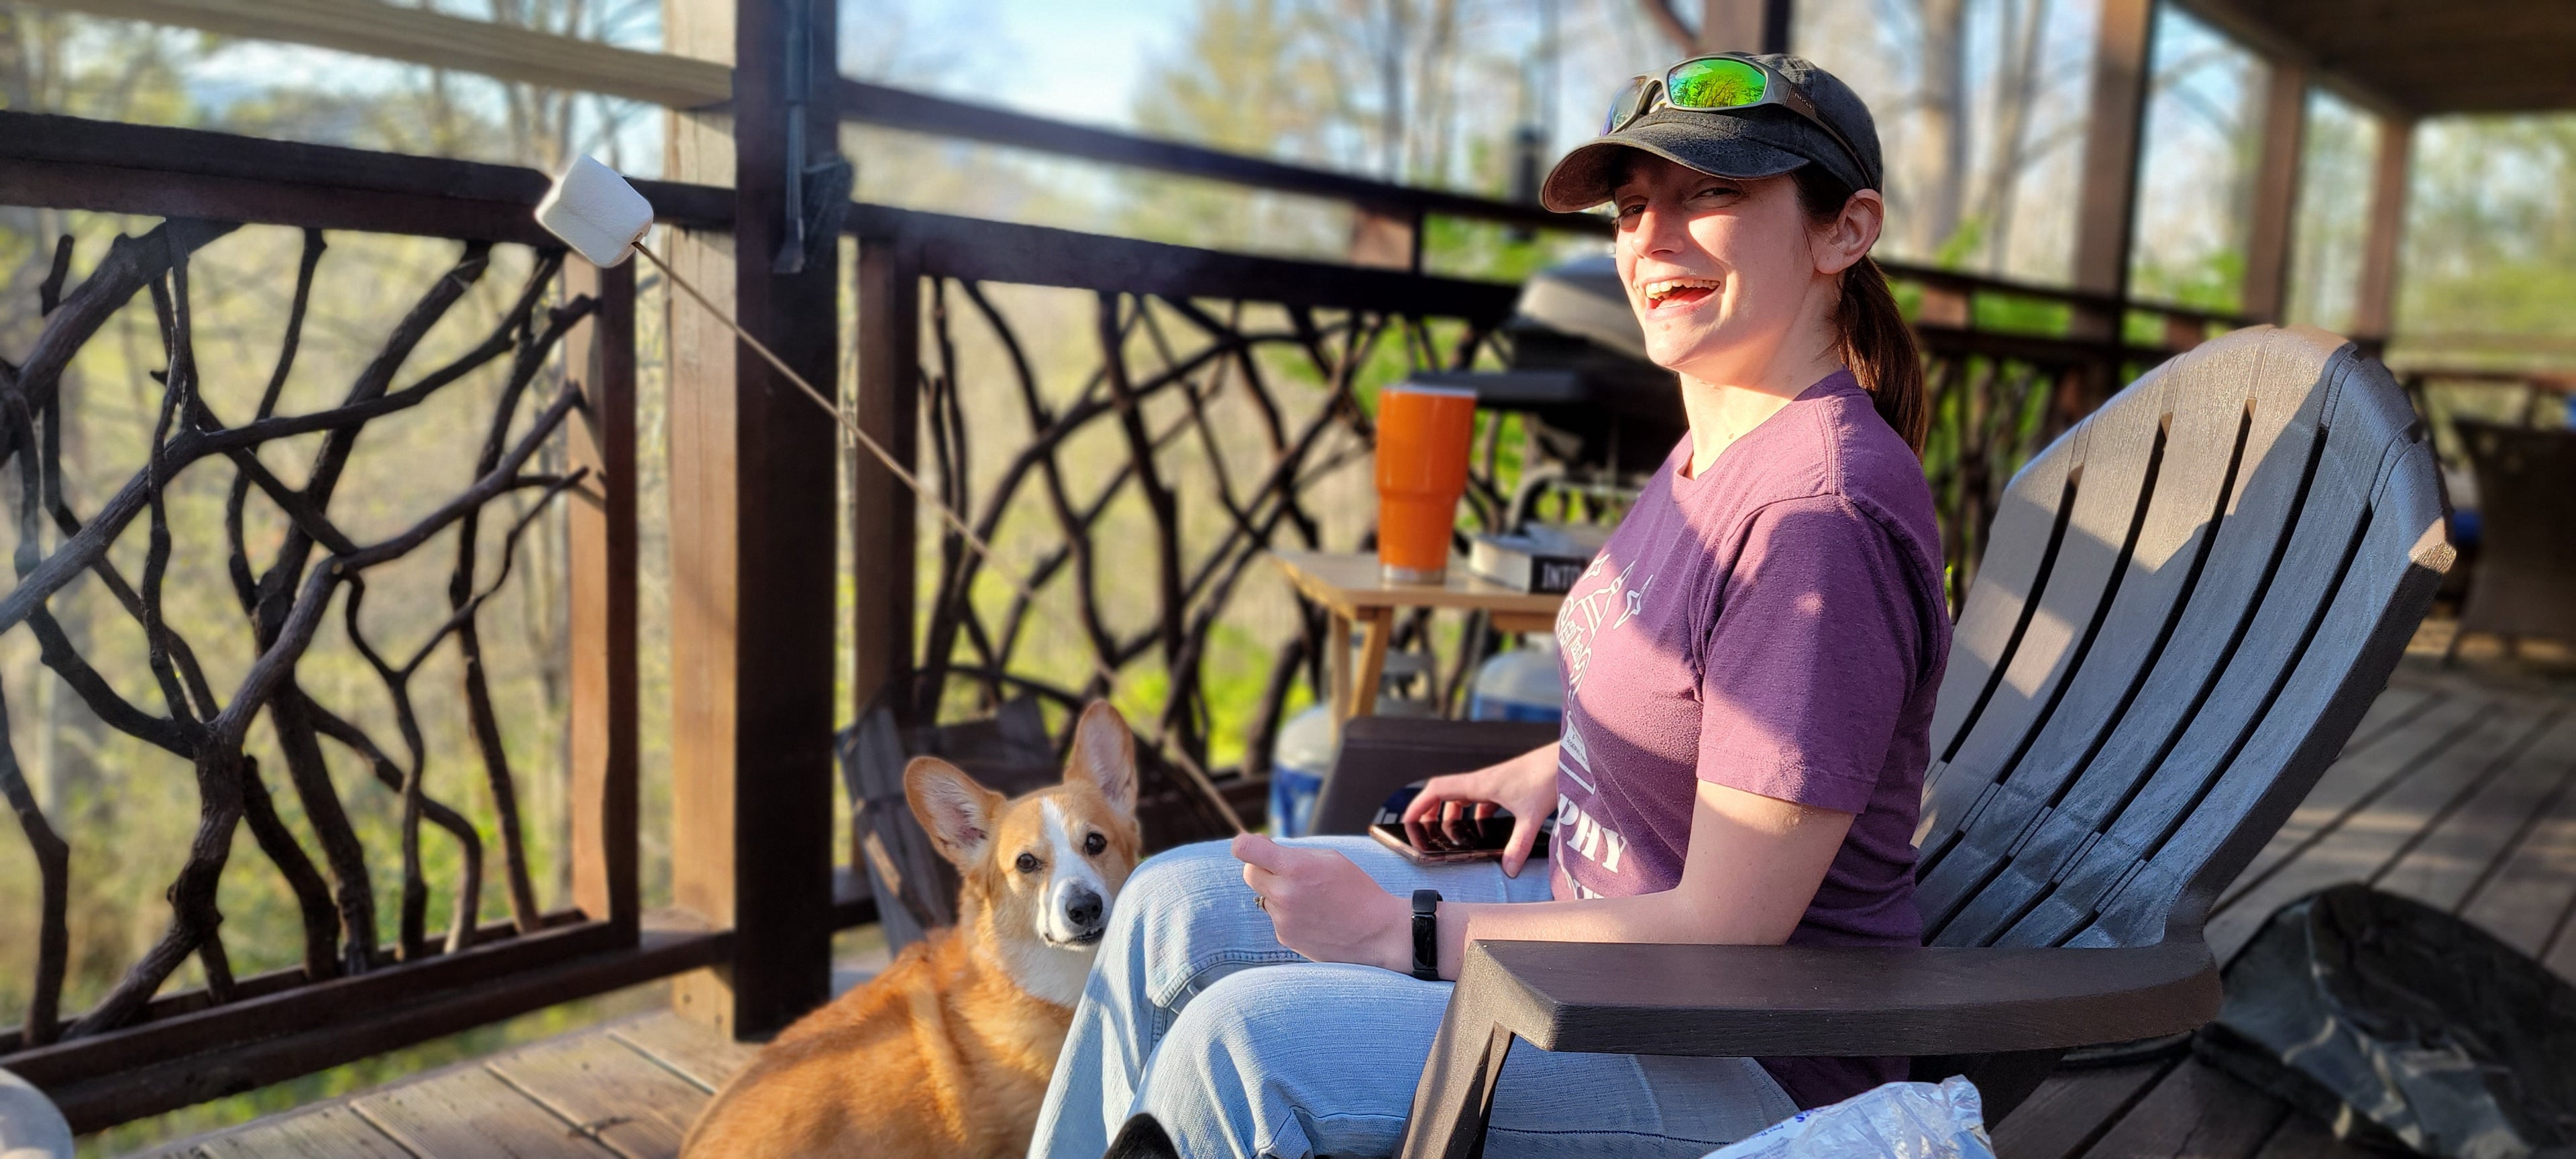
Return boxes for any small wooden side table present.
[1269,550,1565,726]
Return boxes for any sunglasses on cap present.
[1604,55,1872,190]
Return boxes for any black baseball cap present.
[1540,54,1884,213]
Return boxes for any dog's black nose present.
[1066,889,1103,929]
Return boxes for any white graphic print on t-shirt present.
[1551,551,1654,894]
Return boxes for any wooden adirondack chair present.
[1315,326,2451,1157]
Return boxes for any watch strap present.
[1411,889,1442,981]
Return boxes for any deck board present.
[2214,687,2487,918]
[190,1105,415,1158]
[351,1065,619,1158]
[2205,694,2548,959]
[2041,665,2576,1156]
[1987,1060,2174,1159]
[606,1011,762,1095]
[2246,1113,2372,1159]
[485,1028,713,1159]
[2455,716,2576,959]
[128,663,2574,1159]
[2373,709,2573,909]
[2076,1059,2286,1158]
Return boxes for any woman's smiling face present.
[1610,155,1824,383]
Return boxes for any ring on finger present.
[1254,894,1267,912]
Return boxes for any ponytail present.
[1837,256,1927,453]
[1794,168,1927,457]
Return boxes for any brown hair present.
[1793,166,1926,455]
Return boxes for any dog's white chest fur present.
[998,938,1094,1008]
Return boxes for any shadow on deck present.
[132,646,2576,1159]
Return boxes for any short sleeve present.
[1697,496,1926,814]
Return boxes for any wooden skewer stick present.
[631,241,1246,833]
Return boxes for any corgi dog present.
[679,702,1144,1159]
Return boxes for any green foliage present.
[2401,115,2576,349]
[2132,247,2245,315]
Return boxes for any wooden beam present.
[849,239,918,730]
[1348,204,1423,272]
[30,0,728,109]
[2241,60,2308,323]
[847,205,1520,320]
[2352,115,2414,341]
[2069,0,2156,333]
[2161,0,2411,119]
[17,917,723,1133]
[566,259,639,942]
[665,0,841,1042]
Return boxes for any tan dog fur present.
[679,702,1144,1159]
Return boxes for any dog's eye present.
[1015,852,1042,874]
[1083,832,1107,856]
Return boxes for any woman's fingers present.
[1400,776,1466,824]
[1232,831,1291,872]
[1500,813,1543,879]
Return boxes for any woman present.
[1032,54,1950,1159]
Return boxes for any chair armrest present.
[1457,936,2218,1057]
[1395,938,2218,1159]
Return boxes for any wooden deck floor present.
[131,657,2576,1159]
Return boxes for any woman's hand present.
[1399,742,1559,877]
[1232,833,1411,972]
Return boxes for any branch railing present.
[0,111,690,1131]
[845,208,1519,810]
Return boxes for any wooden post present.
[1348,203,1423,272]
[2241,60,2307,325]
[2353,115,2414,342]
[565,259,638,943]
[1696,0,1790,54]
[850,239,918,722]
[665,0,841,1040]
[2065,0,2155,410]
[2160,313,2206,353]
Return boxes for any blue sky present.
[967,0,1196,127]
[178,0,1193,132]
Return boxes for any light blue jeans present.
[1029,838,1799,1159]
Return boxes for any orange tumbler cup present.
[1375,384,1477,583]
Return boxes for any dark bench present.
[1316,325,2451,1156]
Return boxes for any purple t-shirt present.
[1546,370,1950,1109]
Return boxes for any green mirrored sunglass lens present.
[1605,77,1651,132]
[1666,58,1766,109]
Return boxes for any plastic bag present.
[0,1068,73,1159]
[2194,883,2576,1157]
[1701,1076,1995,1159]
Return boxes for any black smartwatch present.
[1411,889,1442,980]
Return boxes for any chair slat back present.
[1913,327,2449,950]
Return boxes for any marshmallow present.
[537,156,655,268]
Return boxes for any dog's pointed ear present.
[907,757,1003,867]
[1066,700,1137,817]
